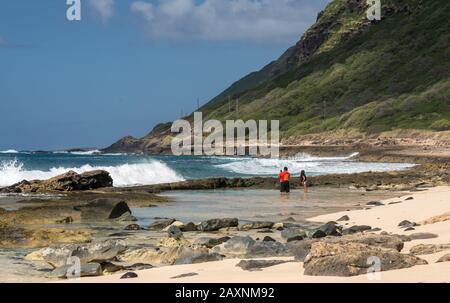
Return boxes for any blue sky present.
[0,0,329,150]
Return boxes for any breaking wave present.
[0,159,184,187]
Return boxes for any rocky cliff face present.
[104,0,450,154]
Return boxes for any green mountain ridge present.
[105,0,450,154]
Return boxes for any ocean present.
[0,149,415,188]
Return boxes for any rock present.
[342,225,372,235]
[236,260,293,271]
[366,201,384,206]
[117,248,164,265]
[263,236,276,242]
[158,237,190,248]
[124,224,141,231]
[257,229,274,234]
[436,253,450,263]
[272,223,284,230]
[101,262,125,274]
[174,252,223,265]
[1,170,113,193]
[287,236,304,242]
[47,263,103,279]
[303,242,427,277]
[125,263,153,271]
[318,222,342,236]
[388,201,402,205]
[40,240,127,268]
[170,272,199,279]
[239,221,274,231]
[75,199,133,221]
[398,220,417,228]
[405,197,414,201]
[281,228,307,242]
[56,217,73,224]
[120,272,138,279]
[213,236,256,256]
[407,233,439,241]
[245,241,289,258]
[409,244,450,255]
[167,226,183,240]
[337,215,350,221]
[310,230,327,239]
[148,219,176,231]
[288,234,405,262]
[10,228,92,249]
[405,227,415,231]
[198,218,239,232]
[180,222,198,232]
[162,221,185,231]
[193,237,230,248]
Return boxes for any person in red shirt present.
[279,167,291,193]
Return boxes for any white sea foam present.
[0,159,184,187]
[216,153,415,175]
[0,150,19,154]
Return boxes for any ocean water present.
[0,150,415,188]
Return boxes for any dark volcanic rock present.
[180,222,198,232]
[240,221,274,231]
[194,237,231,248]
[303,242,427,277]
[1,170,113,193]
[148,219,176,231]
[120,272,138,279]
[198,218,239,232]
[342,225,372,235]
[124,224,141,231]
[75,199,133,221]
[318,222,342,236]
[245,241,289,258]
[167,226,183,240]
[236,260,293,271]
[398,220,417,228]
[263,236,276,242]
[337,215,350,221]
[310,230,327,239]
[281,228,307,242]
[366,201,385,206]
[213,236,256,256]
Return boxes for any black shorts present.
[280,182,290,193]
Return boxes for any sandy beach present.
[67,186,450,283]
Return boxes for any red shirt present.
[279,171,290,182]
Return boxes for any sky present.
[0,0,330,150]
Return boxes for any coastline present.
[67,186,450,283]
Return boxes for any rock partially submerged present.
[0,170,113,193]
[303,242,427,277]
[239,222,274,231]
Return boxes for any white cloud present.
[88,0,115,23]
[130,0,329,43]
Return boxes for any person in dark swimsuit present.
[300,170,308,193]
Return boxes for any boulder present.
[174,252,223,265]
[167,226,183,240]
[193,237,231,248]
[303,242,427,277]
[39,240,127,268]
[342,225,372,235]
[120,272,138,279]
[236,260,294,271]
[245,241,289,258]
[1,170,113,193]
[317,222,342,236]
[398,220,417,228]
[158,237,191,248]
[180,222,198,232]
[75,199,133,221]
[337,215,350,221]
[162,221,185,231]
[409,244,450,255]
[310,230,327,239]
[47,263,103,279]
[239,222,274,231]
[263,236,276,242]
[198,218,239,232]
[288,234,405,261]
[148,219,176,231]
[213,236,256,256]
[281,228,307,242]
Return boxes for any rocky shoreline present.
[0,150,449,281]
